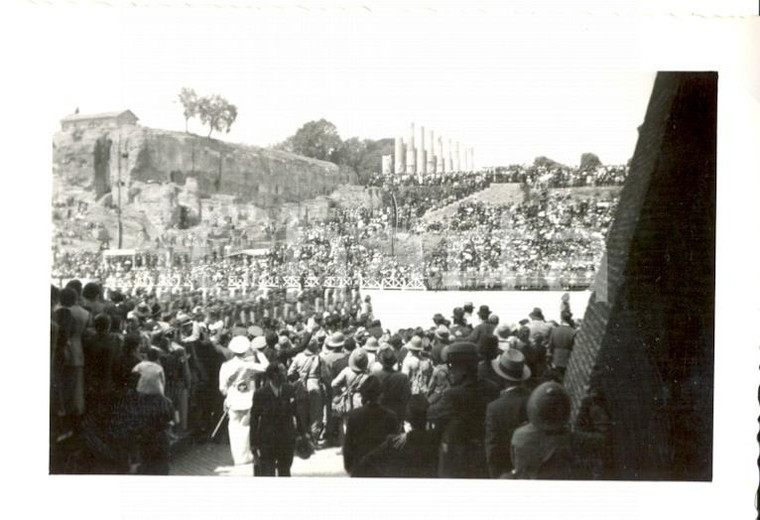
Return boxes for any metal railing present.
[95,269,595,294]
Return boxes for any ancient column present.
[427,129,436,173]
[394,136,404,174]
[382,154,392,174]
[448,139,454,173]
[406,123,416,174]
[437,136,445,173]
[417,125,426,175]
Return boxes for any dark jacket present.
[250,383,299,451]
[343,402,398,475]
[485,385,531,478]
[374,369,411,425]
[548,325,576,368]
[466,321,495,347]
[428,379,498,478]
[478,359,503,390]
[352,429,438,478]
[83,331,120,401]
[332,352,349,376]
[511,424,591,479]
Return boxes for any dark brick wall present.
[565,72,716,481]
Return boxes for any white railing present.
[93,270,596,294]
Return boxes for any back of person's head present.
[359,375,382,403]
[93,313,111,334]
[59,288,77,308]
[406,394,429,430]
[265,331,279,348]
[147,346,161,362]
[560,310,573,323]
[518,326,531,342]
[265,361,284,382]
[123,333,140,354]
[65,279,82,298]
[82,282,101,301]
[51,285,60,308]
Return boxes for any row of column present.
[384,123,475,175]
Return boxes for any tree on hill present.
[335,137,368,175]
[579,152,602,172]
[278,119,343,162]
[178,88,199,133]
[533,156,565,169]
[197,94,238,138]
[276,120,394,183]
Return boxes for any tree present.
[284,119,342,162]
[178,88,199,133]
[533,156,564,169]
[335,137,368,175]
[579,152,602,172]
[197,94,238,138]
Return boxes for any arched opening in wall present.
[170,170,186,185]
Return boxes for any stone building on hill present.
[60,110,139,131]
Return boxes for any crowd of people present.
[52,188,615,294]
[486,163,628,188]
[50,278,611,478]
[424,191,616,278]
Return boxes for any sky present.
[45,5,658,167]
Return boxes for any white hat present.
[251,336,267,350]
[229,336,251,355]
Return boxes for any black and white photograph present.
[5,1,759,519]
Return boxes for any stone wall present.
[53,125,357,209]
[564,72,716,480]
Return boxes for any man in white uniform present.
[219,336,267,465]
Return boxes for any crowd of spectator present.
[486,163,628,188]
[424,191,616,277]
[52,188,615,293]
[51,278,612,478]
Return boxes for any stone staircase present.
[422,183,524,224]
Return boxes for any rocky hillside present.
[53,125,356,206]
[52,124,362,251]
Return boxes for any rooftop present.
[60,109,138,123]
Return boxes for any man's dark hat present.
[378,347,398,367]
[478,305,491,319]
[529,307,545,320]
[389,334,403,349]
[445,341,479,365]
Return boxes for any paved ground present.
[170,441,347,477]
[364,289,591,332]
